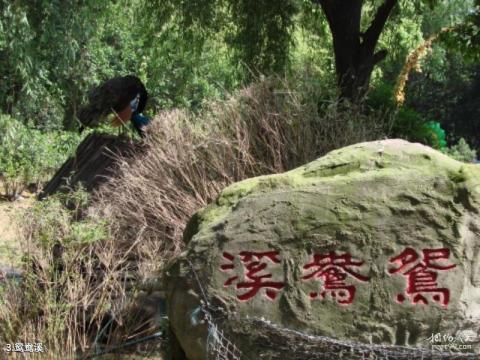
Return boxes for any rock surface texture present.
[167,140,480,359]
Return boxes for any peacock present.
[77,75,150,136]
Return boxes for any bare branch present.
[363,0,397,54]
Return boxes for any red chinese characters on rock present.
[388,248,456,306]
[220,251,285,301]
[219,247,457,307]
[302,251,369,305]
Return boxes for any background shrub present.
[443,137,477,162]
[367,84,447,150]
[0,113,82,198]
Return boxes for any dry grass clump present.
[0,192,156,358]
[94,77,392,278]
[0,193,120,358]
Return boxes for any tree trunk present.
[63,81,80,130]
[314,0,397,101]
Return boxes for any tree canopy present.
[0,0,478,143]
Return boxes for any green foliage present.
[443,138,477,162]
[393,108,447,149]
[26,190,107,250]
[0,113,81,197]
[439,1,480,62]
[140,19,241,110]
[1,0,477,126]
[373,0,425,80]
[403,47,479,152]
[228,0,298,75]
[143,0,298,78]
[367,84,447,149]
[0,0,478,153]
[0,0,112,130]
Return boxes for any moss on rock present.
[167,139,480,360]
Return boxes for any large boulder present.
[166,140,480,359]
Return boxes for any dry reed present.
[93,77,392,278]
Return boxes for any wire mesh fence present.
[188,261,479,360]
[201,307,478,360]
[205,309,242,360]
